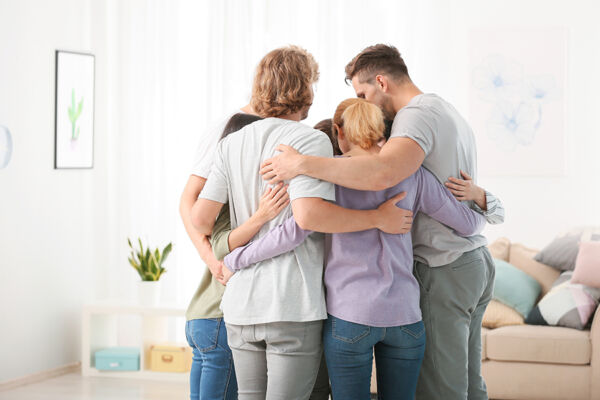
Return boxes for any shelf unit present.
[81,300,189,382]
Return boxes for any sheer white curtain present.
[102,0,450,304]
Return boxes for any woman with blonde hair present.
[220,98,492,399]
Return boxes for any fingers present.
[447,187,468,200]
[261,186,272,199]
[460,170,472,180]
[275,199,290,214]
[389,192,412,209]
[262,171,276,181]
[275,195,290,209]
[395,191,407,201]
[212,273,224,281]
[445,181,465,191]
[398,215,413,234]
[260,159,272,172]
[271,183,288,201]
[446,177,467,186]
[399,225,411,234]
[275,144,292,153]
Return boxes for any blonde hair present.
[333,98,384,149]
[250,45,319,118]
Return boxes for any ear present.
[335,124,345,141]
[375,75,388,92]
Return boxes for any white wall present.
[0,0,111,382]
[1,0,600,384]
[170,0,600,250]
[417,0,600,248]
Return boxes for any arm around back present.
[262,137,424,191]
[416,168,486,237]
[191,198,224,235]
[291,194,412,235]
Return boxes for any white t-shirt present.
[199,118,335,325]
[191,110,242,178]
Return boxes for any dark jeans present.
[414,247,495,400]
[185,318,238,400]
[323,314,426,400]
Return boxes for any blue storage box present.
[95,347,140,371]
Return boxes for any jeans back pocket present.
[332,317,371,344]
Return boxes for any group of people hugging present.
[179,44,504,400]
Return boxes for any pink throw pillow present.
[572,242,600,288]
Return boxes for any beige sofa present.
[370,238,600,399]
[482,238,600,400]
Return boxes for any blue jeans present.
[323,315,426,400]
[185,318,238,400]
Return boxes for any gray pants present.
[414,247,495,400]
[226,320,324,400]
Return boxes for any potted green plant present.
[128,238,172,307]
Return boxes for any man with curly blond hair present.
[192,45,412,400]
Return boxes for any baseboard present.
[0,362,81,391]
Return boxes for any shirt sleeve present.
[287,131,335,202]
[209,206,232,261]
[472,190,505,225]
[414,168,486,237]
[223,216,312,272]
[390,106,436,156]
[197,139,229,204]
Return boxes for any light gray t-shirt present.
[199,117,335,325]
[391,93,488,267]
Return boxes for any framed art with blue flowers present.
[469,27,567,177]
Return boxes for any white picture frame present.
[54,50,95,169]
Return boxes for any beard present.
[381,96,397,121]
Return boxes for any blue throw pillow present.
[493,259,542,318]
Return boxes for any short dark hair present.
[345,44,410,85]
[221,113,263,139]
[383,119,393,141]
[313,118,341,156]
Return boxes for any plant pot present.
[137,281,161,307]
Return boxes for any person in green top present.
[182,113,290,400]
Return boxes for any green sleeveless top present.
[185,206,232,320]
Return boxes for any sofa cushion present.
[572,241,600,288]
[482,361,591,400]
[534,226,600,271]
[483,300,524,329]
[493,259,541,317]
[486,325,591,365]
[526,271,600,330]
[509,244,561,296]
[487,237,510,261]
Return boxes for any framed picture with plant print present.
[54,50,95,169]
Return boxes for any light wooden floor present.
[0,373,189,400]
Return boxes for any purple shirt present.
[224,167,485,327]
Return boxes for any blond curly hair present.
[251,45,319,118]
